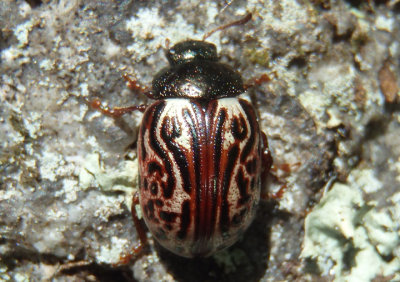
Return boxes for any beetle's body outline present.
[136,39,271,257]
[91,14,272,259]
[138,96,263,257]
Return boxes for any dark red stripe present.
[220,144,239,233]
[182,102,204,241]
[213,107,226,236]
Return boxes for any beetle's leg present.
[89,98,147,118]
[261,131,273,181]
[56,260,92,276]
[260,131,274,200]
[244,74,272,90]
[89,73,153,118]
[267,181,288,200]
[261,131,301,200]
[115,192,148,266]
[266,164,301,200]
[130,192,148,252]
[265,161,301,200]
[122,73,155,99]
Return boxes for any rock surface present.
[1,0,399,281]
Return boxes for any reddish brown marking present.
[202,13,252,41]
[138,99,261,257]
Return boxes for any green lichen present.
[79,153,137,194]
[301,180,400,281]
[243,47,270,68]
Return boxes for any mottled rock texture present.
[1,0,399,281]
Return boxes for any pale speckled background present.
[1,0,399,281]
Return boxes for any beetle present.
[91,13,272,258]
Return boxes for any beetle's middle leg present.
[260,131,301,200]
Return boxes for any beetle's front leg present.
[89,73,154,118]
[89,98,147,118]
[122,73,155,100]
[244,74,272,90]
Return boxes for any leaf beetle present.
[91,13,273,259]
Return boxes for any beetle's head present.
[166,40,218,66]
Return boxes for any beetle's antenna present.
[202,13,252,41]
